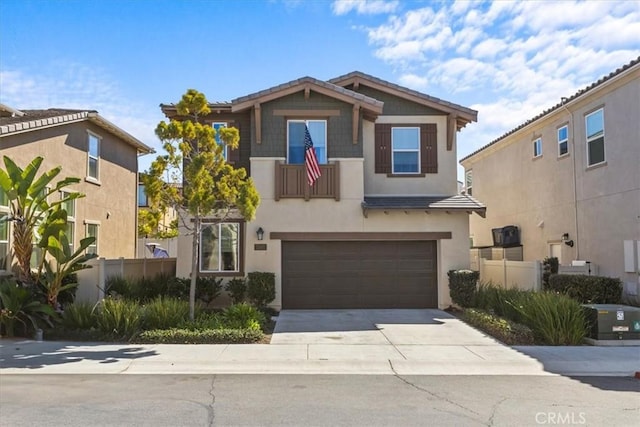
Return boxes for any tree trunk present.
[13,220,33,285]
[189,216,200,321]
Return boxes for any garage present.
[281,240,438,309]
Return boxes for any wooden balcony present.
[275,161,340,201]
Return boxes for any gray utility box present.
[582,304,640,340]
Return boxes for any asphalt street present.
[1,374,638,427]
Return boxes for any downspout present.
[561,98,580,260]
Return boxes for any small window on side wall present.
[557,125,568,156]
[586,108,605,166]
[87,132,100,180]
[464,170,472,196]
[533,137,542,158]
[86,223,99,256]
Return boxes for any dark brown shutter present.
[421,123,437,174]
[374,124,391,174]
[227,122,240,166]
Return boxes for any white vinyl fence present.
[478,258,542,291]
[75,257,176,304]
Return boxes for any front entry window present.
[200,222,240,272]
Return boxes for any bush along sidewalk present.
[52,297,270,344]
[450,280,588,345]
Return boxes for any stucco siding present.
[364,115,457,196]
[243,157,470,309]
[462,65,640,287]
[1,121,140,259]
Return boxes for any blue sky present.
[1,0,639,178]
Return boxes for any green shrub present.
[223,303,266,331]
[142,297,190,330]
[195,276,223,305]
[185,311,225,330]
[225,277,247,304]
[461,308,535,345]
[136,328,263,344]
[247,272,275,308]
[512,292,587,345]
[105,276,131,299]
[548,274,622,304]
[0,278,56,337]
[95,298,142,340]
[62,302,97,330]
[448,270,479,308]
[475,283,531,324]
[542,257,559,290]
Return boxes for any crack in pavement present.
[387,360,484,424]
[207,375,216,427]
[487,397,508,426]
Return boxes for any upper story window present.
[200,222,240,273]
[287,120,326,165]
[212,122,228,159]
[532,137,542,158]
[586,108,605,166]
[87,132,101,180]
[392,127,420,173]
[465,170,473,196]
[557,125,569,157]
[138,183,148,207]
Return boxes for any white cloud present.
[0,63,163,170]
[332,0,398,15]
[398,73,429,90]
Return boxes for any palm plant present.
[0,156,82,284]
[0,278,56,337]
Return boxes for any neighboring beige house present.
[0,105,153,273]
[163,72,484,309]
[460,57,640,299]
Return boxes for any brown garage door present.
[282,241,437,309]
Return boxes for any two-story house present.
[460,57,640,301]
[0,105,153,273]
[164,72,484,309]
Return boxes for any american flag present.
[304,125,322,186]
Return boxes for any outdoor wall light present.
[256,227,264,241]
[561,233,574,247]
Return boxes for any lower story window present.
[0,213,8,271]
[86,223,99,256]
[200,222,240,272]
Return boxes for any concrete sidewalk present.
[1,339,638,376]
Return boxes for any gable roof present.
[460,56,640,163]
[231,76,384,114]
[0,107,154,154]
[329,71,478,128]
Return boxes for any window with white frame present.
[87,132,101,180]
[212,122,228,159]
[199,222,239,273]
[86,223,98,256]
[586,108,605,166]
[60,191,75,252]
[533,137,542,158]
[392,127,420,173]
[465,170,473,196]
[287,120,327,164]
[0,188,9,271]
[557,125,568,156]
[138,183,148,207]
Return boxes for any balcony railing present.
[275,161,340,201]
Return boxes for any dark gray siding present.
[252,91,363,158]
[347,85,446,116]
